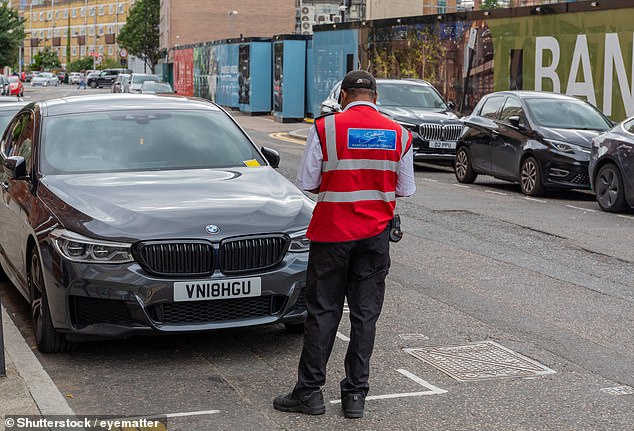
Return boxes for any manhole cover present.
[404,341,556,382]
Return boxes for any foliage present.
[100,58,122,69]
[0,3,25,68]
[67,56,94,72]
[117,0,160,71]
[31,47,61,71]
[482,0,500,10]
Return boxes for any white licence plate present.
[173,277,262,302]
[429,141,456,149]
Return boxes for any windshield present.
[132,75,160,85]
[41,110,265,174]
[525,98,611,130]
[8,76,19,83]
[376,82,447,109]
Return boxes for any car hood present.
[537,127,604,148]
[378,106,461,125]
[38,168,314,242]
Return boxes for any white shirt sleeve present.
[396,143,416,197]
[296,125,323,191]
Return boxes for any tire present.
[284,322,305,333]
[594,163,627,212]
[89,81,97,89]
[454,147,477,183]
[520,156,545,196]
[29,248,74,353]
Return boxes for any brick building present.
[160,0,296,61]
[21,0,132,68]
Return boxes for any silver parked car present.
[126,73,161,93]
[31,72,59,87]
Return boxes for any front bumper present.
[539,150,591,189]
[411,133,457,162]
[41,242,308,338]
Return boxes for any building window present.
[81,7,85,17]
[72,8,76,18]
[72,46,77,56]
[80,46,86,56]
[108,46,114,55]
[109,4,114,15]
[108,24,114,33]
[98,26,104,36]
[32,13,36,21]
[118,4,124,14]
[63,9,68,19]
[98,45,104,53]
[47,11,52,20]
[89,26,95,36]
[89,7,95,17]
[39,12,44,20]
[55,11,59,20]
[98,6,104,16]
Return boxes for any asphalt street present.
[0,85,632,430]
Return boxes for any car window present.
[622,118,634,135]
[9,113,35,171]
[525,98,611,130]
[132,75,160,85]
[478,96,505,119]
[376,83,447,109]
[41,110,266,174]
[499,96,527,125]
[0,108,22,134]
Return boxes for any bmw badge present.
[205,224,220,235]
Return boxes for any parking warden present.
[274,70,416,418]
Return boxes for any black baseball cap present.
[341,70,377,91]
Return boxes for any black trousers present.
[295,227,390,398]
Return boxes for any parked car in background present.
[589,115,634,212]
[57,71,67,84]
[321,79,462,163]
[25,71,39,82]
[0,75,9,95]
[0,100,28,133]
[31,72,59,87]
[88,68,132,88]
[140,81,174,94]
[111,73,130,93]
[126,73,161,93]
[454,91,612,196]
[7,76,24,97]
[69,72,81,85]
[0,94,312,352]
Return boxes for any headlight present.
[545,139,590,154]
[288,230,310,253]
[51,229,134,263]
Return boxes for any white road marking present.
[617,214,634,220]
[336,331,350,342]
[524,197,547,203]
[453,184,470,188]
[343,302,350,313]
[398,333,429,342]
[423,178,438,183]
[566,205,597,213]
[330,369,447,404]
[165,410,221,418]
[485,190,508,196]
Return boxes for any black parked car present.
[589,115,634,212]
[0,94,312,352]
[87,68,132,88]
[454,91,613,196]
[321,79,462,163]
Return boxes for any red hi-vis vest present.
[307,104,412,242]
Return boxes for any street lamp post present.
[227,10,238,39]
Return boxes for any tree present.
[0,3,25,68]
[32,48,61,71]
[67,56,94,72]
[117,0,160,72]
[482,0,500,9]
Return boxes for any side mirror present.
[4,156,27,179]
[508,115,527,129]
[447,101,456,110]
[261,147,280,168]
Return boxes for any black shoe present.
[273,389,326,415]
[342,393,365,419]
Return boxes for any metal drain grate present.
[404,341,556,382]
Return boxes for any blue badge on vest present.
[347,128,397,150]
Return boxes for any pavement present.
[0,112,311,428]
[1,306,76,429]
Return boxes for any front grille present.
[134,241,214,276]
[419,123,462,142]
[416,147,456,155]
[70,296,135,328]
[220,235,289,274]
[149,295,286,324]
[570,172,590,186]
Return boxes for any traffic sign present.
[119,48,127,58]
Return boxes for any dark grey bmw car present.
[0,94,312,352]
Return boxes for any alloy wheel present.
[595,164,626,212]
